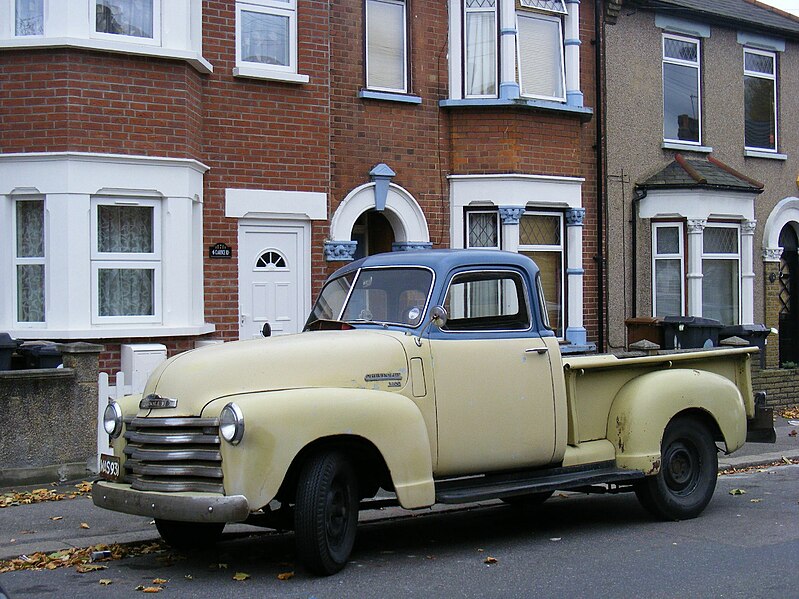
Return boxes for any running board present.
[434,464,646,504]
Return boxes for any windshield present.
[307,267,434,328]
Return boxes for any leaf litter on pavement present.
[0,540,166,573]
[0,481,93,508]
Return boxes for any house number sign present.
[209,243,232,259]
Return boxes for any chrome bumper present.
[93,480,250,523]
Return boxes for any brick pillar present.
[762,254,781,369]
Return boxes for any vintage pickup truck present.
[94,250,774,575]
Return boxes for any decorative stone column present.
[565,208,587,345]
[686,219,706,317]
[741,219,756,324]
[763,247,783,369]
[499,0,520,100]
[564,0,583,106]
[499,206,525,252]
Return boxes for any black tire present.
[154,519,225,550]
[501,491,554,507]
[295,451,359,575]
[634,416,718,520]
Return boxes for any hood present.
[139,329,410,417]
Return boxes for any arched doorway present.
[779,224,799,365]
[352,210,396,260]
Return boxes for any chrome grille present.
[123,417,223,493]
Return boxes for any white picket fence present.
[96,371,131,470]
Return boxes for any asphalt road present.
[1,464,797,599]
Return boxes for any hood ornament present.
[140,394,178,410]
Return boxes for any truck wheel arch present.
[607,368,746,474]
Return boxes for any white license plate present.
[99,454,121,482]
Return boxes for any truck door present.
[430,269,557,476]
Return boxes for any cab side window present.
[443,271,530,331]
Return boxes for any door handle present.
[525,347,549,354]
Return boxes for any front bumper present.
[93,480,250,523]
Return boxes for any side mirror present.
[261,322,272,337]
[430,305,448,328]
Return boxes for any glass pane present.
[465,11,496,96]
[703,227,738,254]
[98,268,154,316]
[656,226,680,255]
[241,10,289,66]
[307,273,354,324]
[702,259,738,325]
[518,0,566,14]
[465,0,495,7]
[16,200,44,258]
[443,272,528,329]
[523,251,562,335]
[16,0,44,35]
[96,0,154,38]
[17,264,45,322]
[520,214,561,246]
[517,14,564,99]
[98,205,154,253]
[341,268,433,325]
[745,75,776,150]
[745,52,774,75]
[655,259,682,317]
[664,37,697,62]
[367,0,405,91]
[468,213,499,248]
[663,62,700,142]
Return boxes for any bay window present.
[744,48,777,152]
[463,0,497,98]
[95,0,157,41]
[652,223,684,318]
[366,0,408,93]
[14,198,46,324]
[516,0,566,101]
[663,33,701,144]
[519,212,564,336]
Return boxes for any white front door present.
[238,223,308,339]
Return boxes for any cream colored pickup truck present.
[93,250,775,575]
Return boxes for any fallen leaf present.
[483,556,498,565]
[550,537,562,542]
[782,457,794,464]
[141,587,163,593]
[99,579,113,586]
[152,578,168,584]
[232,572,250,581]
[80,523,90,529]
[729,489,747,495]
[76,564,107,573]
[50,516,63,521]
[184,575,193,580]
[750,499,762,503]
[277,571,294,581]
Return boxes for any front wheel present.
[294,452,359,575]
[634,416,718,520]
[154,519,225,550]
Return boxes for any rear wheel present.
[635,416,718,520]
[154,519,225,550]
[295,451,359,575]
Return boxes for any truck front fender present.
[205,388,435,512]
[607,368,746,474]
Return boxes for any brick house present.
[1,0,601,375]
[603,0,799,374]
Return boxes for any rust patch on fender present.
[615,415,627,453]
[646,459,661,476]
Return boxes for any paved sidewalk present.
[1,417,797,562]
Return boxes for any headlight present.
[219,402,245,445]
[103,402,123,438]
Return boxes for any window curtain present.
[16,200,45,322]
[98,206,153,253]
[524,251,562,335]
[367,0,406,91]
[241,10,289,66]
[702,260,738,325]
[655,259,682,317]
[99,269,154,316]
[465,11,496,96]
[96,0,154,38]
[16,0,44,35]
[517,13,564,99]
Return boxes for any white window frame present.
[235,0,298,76]
[465,210,501,249]
[743,47,778,153]
[515,9,566,102]
[13,197,46,326]
[651,222,685,318]
[518,210,565,337]
[365,0,408,93]
[662,33,702,146]
[463,0,498,99]
[90,0,161,47]
[12,0,45,36]
[701,223,741,325]
[90,197,162,324]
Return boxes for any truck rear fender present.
[607,369,746,474]
[205,388,435,512]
